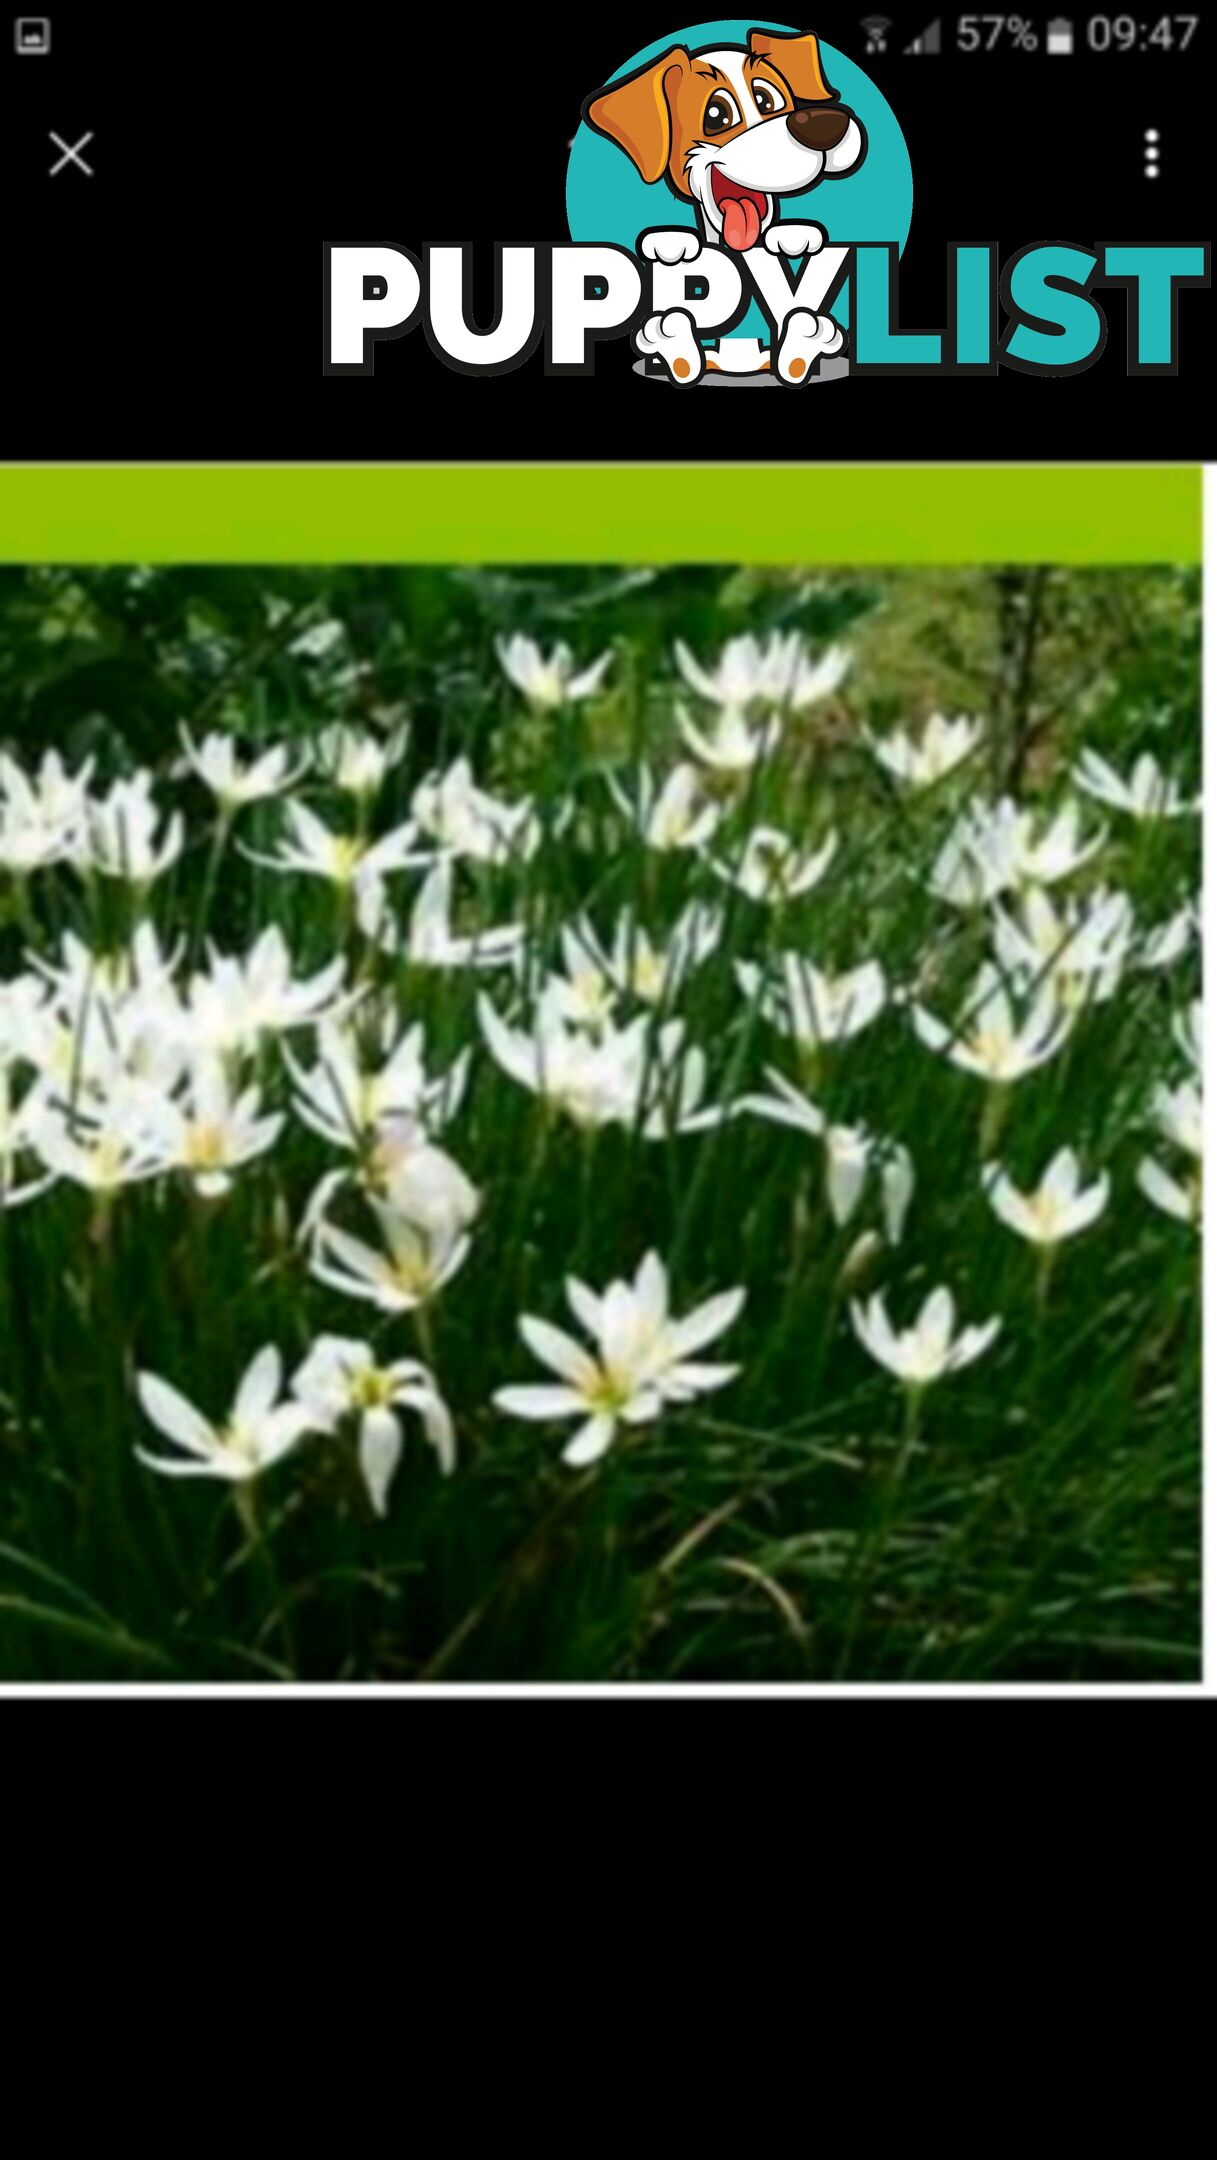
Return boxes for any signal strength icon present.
[905,17,943,51]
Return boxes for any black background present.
[0,3,1210,458]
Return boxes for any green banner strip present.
[0,465,1199,563]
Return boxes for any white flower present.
[0,751,89,873]
[991,885,1133,1008]
[1137,1156,1200,1227]
[787,641,853,710]
[913,964,1072,1083]
[851,1286,1001,1389]
[136,1345,319,1483]
[985,1147,1110,1247]
[737,1068,914,1239]
[292,1335,455,1513]
[315,722,409,798]
[715,825,837,903]
[559,904,722,1013]
[1151,1079,1201,1159]
[1074,747,1196,821]
[496,634,612,710]
[2,748,93,828]
[153,1060,285,1198]
[494,1250,744,1467]
[543,911,720,1033]
[930,796,1106,908]
[1140,902,1197,971]
[309,1199,471,1314]
[290,619,346,660]
[357,858,524,971]
[674,632,849,712]
[544,928,621,1033]
[299,1127,479,1256]
[84,773,184,885]
[248,801,422,890]
[32,1101,171,1195]
[188,927,347,1053]
[375,1131,480,1244]
[20,967,189,1105]
[607,763,721,854]
[478,992,721,1137]
[618,904,722,1005]
[411,758,538,864]
[179,727,307,812]
[674,633,781,709]
[737,953,886,1050]
[28,923,180,1013]
[677,703,779,775]
[868,712,984,790]
[289,1014,467,1150]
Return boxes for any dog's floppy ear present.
[584,47,691,184]
[747,27,837,102]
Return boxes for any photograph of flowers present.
[0,560,1201,1682]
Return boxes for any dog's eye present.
[751,80,783,117]
[703,91,741,135]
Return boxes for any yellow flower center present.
[1026,1192,1064,1237]
[972,1028,1012,1074]
[329,835,366,881]
[351,1366,395,1409]
[184,1123,228,1169]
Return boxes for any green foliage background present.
[0,562,1201,1683]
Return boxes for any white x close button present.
[49,131,95,178]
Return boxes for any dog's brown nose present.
[786,104,853,151]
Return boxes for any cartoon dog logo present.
[584,26,866,384]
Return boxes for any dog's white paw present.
[635,309,705,385]
[776,308,844,384]
[639,230,702,266]
[763,223,825,259]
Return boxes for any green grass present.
[0,564,1201,1682]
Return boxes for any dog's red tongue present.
[722,195,761,252]
[711,170,766,253]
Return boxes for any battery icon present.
[1046,17,1075,53]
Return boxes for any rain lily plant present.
[675,632,850,712]
[179,726,308,813]
[868,712,984,790]
[291,1335,455,1513]
[494,1251,744,1466]
[0,565,1199,1685]
[984,1147,1110,1247]
[137,1346,319,1485]
[850,1287,1001,1391]
[496,635,613,710]
[1073,747,1196,821]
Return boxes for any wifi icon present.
[861,14,892,52]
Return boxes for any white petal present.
[519,1315,598,1388]
[561,1413,617,1467]
[234,1344,282,1427]
[664,1286,746,1361]
[359,1407,403,1516]
[494,1384,585,1421]
[136,1372,216,1459]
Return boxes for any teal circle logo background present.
[565,19,913,336]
